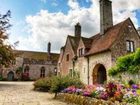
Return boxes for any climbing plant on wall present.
[109,48,140,76]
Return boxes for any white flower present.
[96,86,106,92]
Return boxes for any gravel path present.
[0,81,68,105]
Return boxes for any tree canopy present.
[0,10,15,67]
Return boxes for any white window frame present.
[126,40,135,52]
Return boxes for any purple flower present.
[99,92,109,100]
[76,89,82,93]
[83,91,91,96]
[132,89,136,93]
[62,89,67,92]
[132,84,138,89]
[133,92,137,96]
[127,88,130,91]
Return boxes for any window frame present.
[40,67,45,78]
[126,40,135,52]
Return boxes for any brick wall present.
[59,38,75,75]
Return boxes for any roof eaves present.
[85,49,110,57]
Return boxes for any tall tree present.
[0,10,15,67]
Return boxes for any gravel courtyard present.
[0,82,68,105]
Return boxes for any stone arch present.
[7,71,14,81]
[92,64,107,84]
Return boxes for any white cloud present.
[12,0,140,53]
[68,0,80,10]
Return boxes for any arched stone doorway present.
[92,64,107,84]
[7,71,14,81]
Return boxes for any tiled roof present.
[68,35,80,54]
[81,37,93,48]
[14,50,59,61]
[86,18,129,56]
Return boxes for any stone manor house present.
[2,42,59,80]
[58,0,140,84]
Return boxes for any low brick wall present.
[56,93,127,105]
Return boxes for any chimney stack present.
[100,0,113,35]
[48,42,51,59]
[75,22,81,37]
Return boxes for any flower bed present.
[57,93,127,105]
[59,82,140,105]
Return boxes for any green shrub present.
[34,75,84,98]
[108,67,118,76]
[50,76,84,98]
[134,48,140,65]
[34,77,52,91]
[109,48,140,76]
[117,53,134,72]
[128,65,140,74]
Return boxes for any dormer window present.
[79,48,84,56]
[126,40,135,52]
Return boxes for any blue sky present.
[0,0,140,52]
[136,10,140,25]
[0,0,91,22]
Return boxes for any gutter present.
[87,57,90,85]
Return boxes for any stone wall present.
[88,51,112,85]
[2,57,57,80]
[75,38,88,84]
[23,64,56,80]
[75,57,88,84]
[75,51,112,85]
[111,20,140,66]
[2,57,23,79]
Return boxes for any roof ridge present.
[14,50,59,55]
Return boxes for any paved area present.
[0,82,68,105]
